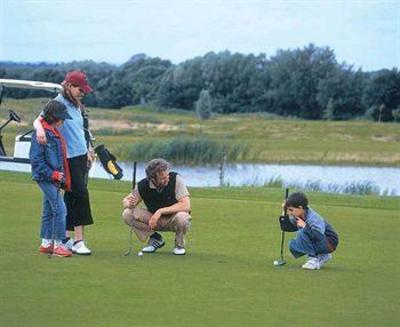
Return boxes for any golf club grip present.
[132,161,137,190]
[283,188,289,216]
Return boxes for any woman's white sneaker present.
[72,241,92,255]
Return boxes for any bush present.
[115,136,248,165]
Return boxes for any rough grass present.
[0,171,399,326]
[1,98,400,165]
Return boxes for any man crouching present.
[122,158,191,255]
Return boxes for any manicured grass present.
[1,98,400,166]
[0,171,399,326]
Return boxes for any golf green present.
[0,171,399,326]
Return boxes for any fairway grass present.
[2,98,400,166]
[0,171,399,326]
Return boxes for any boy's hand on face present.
[295,217,306,228]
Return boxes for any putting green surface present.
[0,171,399,326]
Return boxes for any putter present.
[273,188,289,266]
[124,161,137,256]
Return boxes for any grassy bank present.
[0,171,399,326]
[1,98,399,165]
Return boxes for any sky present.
[1,0,399,71]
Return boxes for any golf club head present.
[273,259,286,266]
[124,229,133,256]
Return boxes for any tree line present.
[1,44,399,121]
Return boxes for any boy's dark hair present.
[285,192,309,209]
[43,100,71,124]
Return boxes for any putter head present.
[273,259,286,266]
[124,248,132,256]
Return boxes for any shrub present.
[115,136,248,165]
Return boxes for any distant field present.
[1,98,399,166]
[0,171,399,326]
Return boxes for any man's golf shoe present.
[318,253,332,267]
[72,241,92,255]
[142,233,165,253]
[302,256,320,270]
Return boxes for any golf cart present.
[0,78,123,179]
[0,79,63,169]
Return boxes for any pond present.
[1,160,399,196]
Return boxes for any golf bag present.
[279,215,298,232]
[95,144,123,180]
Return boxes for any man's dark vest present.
[138,172,178,213]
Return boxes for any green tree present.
[97,54,172,108]
[196,89,212,120]
[363,68,400,121]
[267,44,338,119]
[323,98,335,120]
[317,66,366,120]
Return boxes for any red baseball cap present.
[64,70,93,94]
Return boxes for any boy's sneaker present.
[39,244,54,254]
[142,233,165,253]
[173,247,186,255]
[72,241,92,256]
[318,253,332,267]
[302,256,320,270]
[62,238,74,251]
[53,246,72,257]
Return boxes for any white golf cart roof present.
[0,78,63,165]
[0,79,62,92]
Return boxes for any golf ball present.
[273,260,279,266]
[137,251,143,257]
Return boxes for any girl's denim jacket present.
[29,129,65,184]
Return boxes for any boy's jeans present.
[289,228,329,258]
[38,182,66,240]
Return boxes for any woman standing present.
[34,70,95,255]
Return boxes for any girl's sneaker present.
[53,246,72,257]
[39,244,54,254]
